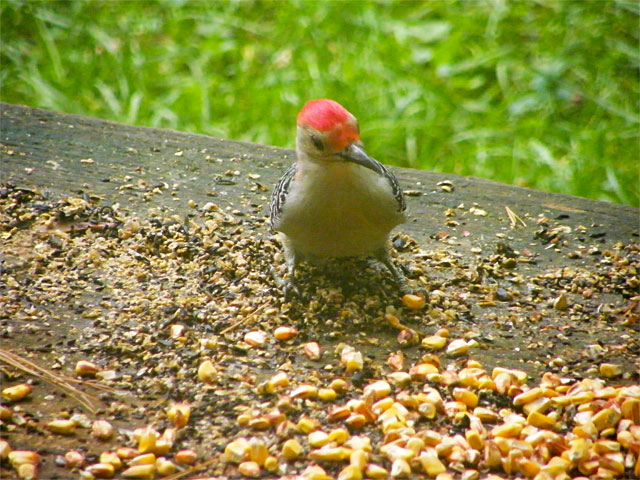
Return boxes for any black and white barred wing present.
[379,162,406,213]
[269,163,297,231]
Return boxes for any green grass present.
[1,0,638,207]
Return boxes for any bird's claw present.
[398,280,428,300]
[284,279,302,301]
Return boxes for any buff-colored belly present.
[276,162,405,258]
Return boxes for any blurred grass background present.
[1,0,638,206]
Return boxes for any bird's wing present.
[269,163,298,230]
[373,161,406,213]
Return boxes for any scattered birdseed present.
[0,183,638,479]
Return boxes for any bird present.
[269,99,413,298]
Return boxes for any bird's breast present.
[276,162,405,258]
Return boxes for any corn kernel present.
[197,359,217,384]
[453,387,479,408]
[418,450,446,476]
[365,463,389,479]
[303,341,321,359]
[421,335,447,350]
[329,428,350,444]
[390,458,411,478]
[291,384,318,399]
[174,449,197,465]
[224,438,249,463]
[99,451,122,470]
[345,413,367,429]
[244,330,266,346]
[264,455,278,472]
[116,447,139,460]
[309,446,351,462]
[446,338,469,356]
[465,429,484,450]
[249,437,268,466]
[318,388,337,402]
[309,431,331,447]
[363,380,391,400]
[527,411,556,429]
[350,449,368,470]
[599,363,622,378]
[128,453,155,466]
[167,402,191,429]
[155,457,177,476]
[91,419,114,440]
[136,428,157,453]
[274,326,298,341]
[121,464,155,479]
[409,363,439,380]
[238,461,261,477]
[337,464,363,480]
[513,387,543,406]
[592,408,622,432]
[17,463,37,480]
[46,419,76,435]
[64,450,84,468]
[2,384,32,402]
[491,422,523,438]
[297,416,318,433]
[8,451,40,467]
[85,462,115,478]
[282,438,303,460]
[330,378,348,393]
[75,360,101,377]
[402,293,426,309]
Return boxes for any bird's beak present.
[340,144,384,175]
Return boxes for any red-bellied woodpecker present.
[270,99,412,298]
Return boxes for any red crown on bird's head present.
[297,99,360,151]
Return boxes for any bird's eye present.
[310,135,324,151]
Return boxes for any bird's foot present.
[269,265,302,300]
[283,279,302,301]
[377,249,428,300]
[404,284,429,301]
[397,278,429,301]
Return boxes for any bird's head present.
[296,99,383,174]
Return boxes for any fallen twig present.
[505,205,527,228]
